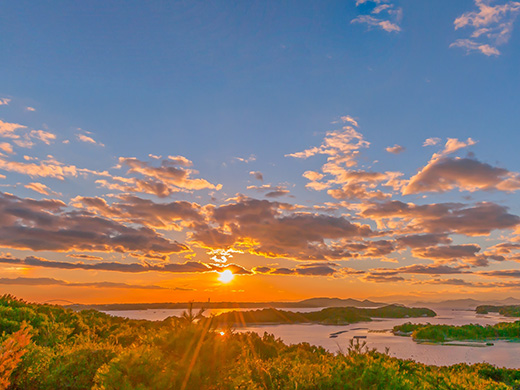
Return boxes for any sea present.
[102,307,520,368]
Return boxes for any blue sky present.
[0,0,519,303]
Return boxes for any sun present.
[218,269,234,283]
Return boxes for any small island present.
[393,321,520,344]
[212,305,436,326]
[476,305,520,317]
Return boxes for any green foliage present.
[0,295,518,389]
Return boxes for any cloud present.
[76,133,105,147]
[386,144,405,154]
[352,1,403,33]
[249,171,264,181]
[396,233,452,248]
[451,0,520,56]
[423,137,441,146]
[24,182,61,196]
[66,254,104,260]
[0,98,11,106]
[340,115,359,127]
[247,184,290,198]
[72,194,204,231]
[478,269,520,278]
[363,274,405,283]
[0,120,26,139]
[25,107,35,112]
[234,155,256,163]
[0,143,14,154]
[0,156,79,180]
[401,137,520,195]
[0,255,251,275]
[0,192,189,257]
[106,156,221,197]
[0,276,171,290]
[253,263,340,276]
[450,39,501,56]
[191,197,372,261]
[30,130,56,145]
[411,244,481,261]
[287,121,403,200]
[360,200,519,236]
[403,157,520,194]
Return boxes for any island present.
[476,305,520,317]
[211,305,435,326]
[393,321,520,343]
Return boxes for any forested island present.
[212,305,435,326]
[2,295,520,389]
[393,321,520,343]
[477,305,520,317]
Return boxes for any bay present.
[103,307,520,368]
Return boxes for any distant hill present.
[411,297,520,310]
[296,297,385,308]
[67,297,385,311]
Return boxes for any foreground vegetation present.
[212,305,435,326]
[477,306,520,317]
[393,321,520,343]
[1,295,520,389]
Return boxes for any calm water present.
[103,308,520,368]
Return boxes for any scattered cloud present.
[0,142,14,154]
[288,120,403,200]
[451,0,520,56]
[247,184,290,198]
[249,171,264,181]
[386,144,405,154]
[30,130,56,145]
[76,133,105,147]
[234,154,256,163]
[24,182,61,196]
[0,119,26,139]
[0,98,11,106]
[423,137,441,147]
[101,156,221,197]
[352,1,403,33]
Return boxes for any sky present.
[1,0,520,304]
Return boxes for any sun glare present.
[218,269,234,283]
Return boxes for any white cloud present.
[386,144,405,154]
[352,1,402,33]
[451,0,520,56]
[76,133,105,147]
[423,137,441,146]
